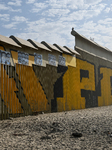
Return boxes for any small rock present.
[72,132,82,138]
[80,137,85,141]
[52,122,56,126]
[40,135,51,140]
[93,129,96,133]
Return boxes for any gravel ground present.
[0,106,112,150]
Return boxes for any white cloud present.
[3,22,17,29]
[39,0,106,21]
[10,8,21,12]
[0,0,112,51]
[104,7,110,13]
[0,3,21,12]
[98,18,112,25]
[19,18,77,48]
[8,0,22,6]
[0,14,10,21]
[15,32,39,41]
[80,21,96,32]
[26,0,36,4]
[42,8,70,17]
[85,4,106,19]
[47,0,103,10]
[31,3,47,13]
[3,16,28,29]
[0,4,9,10]
[84,0,102,5]
[59,7,103,22]
[34,3,48,9]
[15,31,68,47]
[12,16,28,22]
[48,0,85,9]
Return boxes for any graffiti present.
[56,58,96,111]
[18,51,29,65]
[1,65,23,115]
[34,53,42,66]
[33,64,68,112]
[80,69,89,82]
[58,55,66,66]
[2,56,112,117]
[16,64,48,113]
[48,54,56,66]
[1,43,112,120]
[98,67,112,106]
[0,51,11,65]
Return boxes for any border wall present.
[0,30,112,120]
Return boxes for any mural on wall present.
[0,65,23,116]
[56,58,97,112]
[58,55,66,66]
[0,46,5,51]
[33,64,68,112]
[16,64,48,113]
[0,45,10,65]
[48,54,56,66]
[34,53,42,66]
[1,43,112,120]
[1,51,11,65]
[18,51,29,65]
[98,67,112,107]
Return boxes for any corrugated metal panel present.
[53,44,72,54]
[0,34,21,48]
[41,41,62,53]
[10,36,37,50]
[63,46,80,55]
[27,39,51,52]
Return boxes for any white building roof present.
[41,41,62,53]
[53,44,72,54]
[63,46,80,55]
[10,35,37,50]
[27,39,51,52]
[0,34,21,48]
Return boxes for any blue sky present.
[0,0,112,50]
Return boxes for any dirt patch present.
[1,106,112,149]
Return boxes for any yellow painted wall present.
[11,51,18,64]
[57,58,95,111]
[11,51,34,67]
[1,64,23,114]
[0,46,5,51]
[98,67,112,106]
[29,55,34,66]
[63,54,76,67]
[2,41,112,116]
[16,64,48,112]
